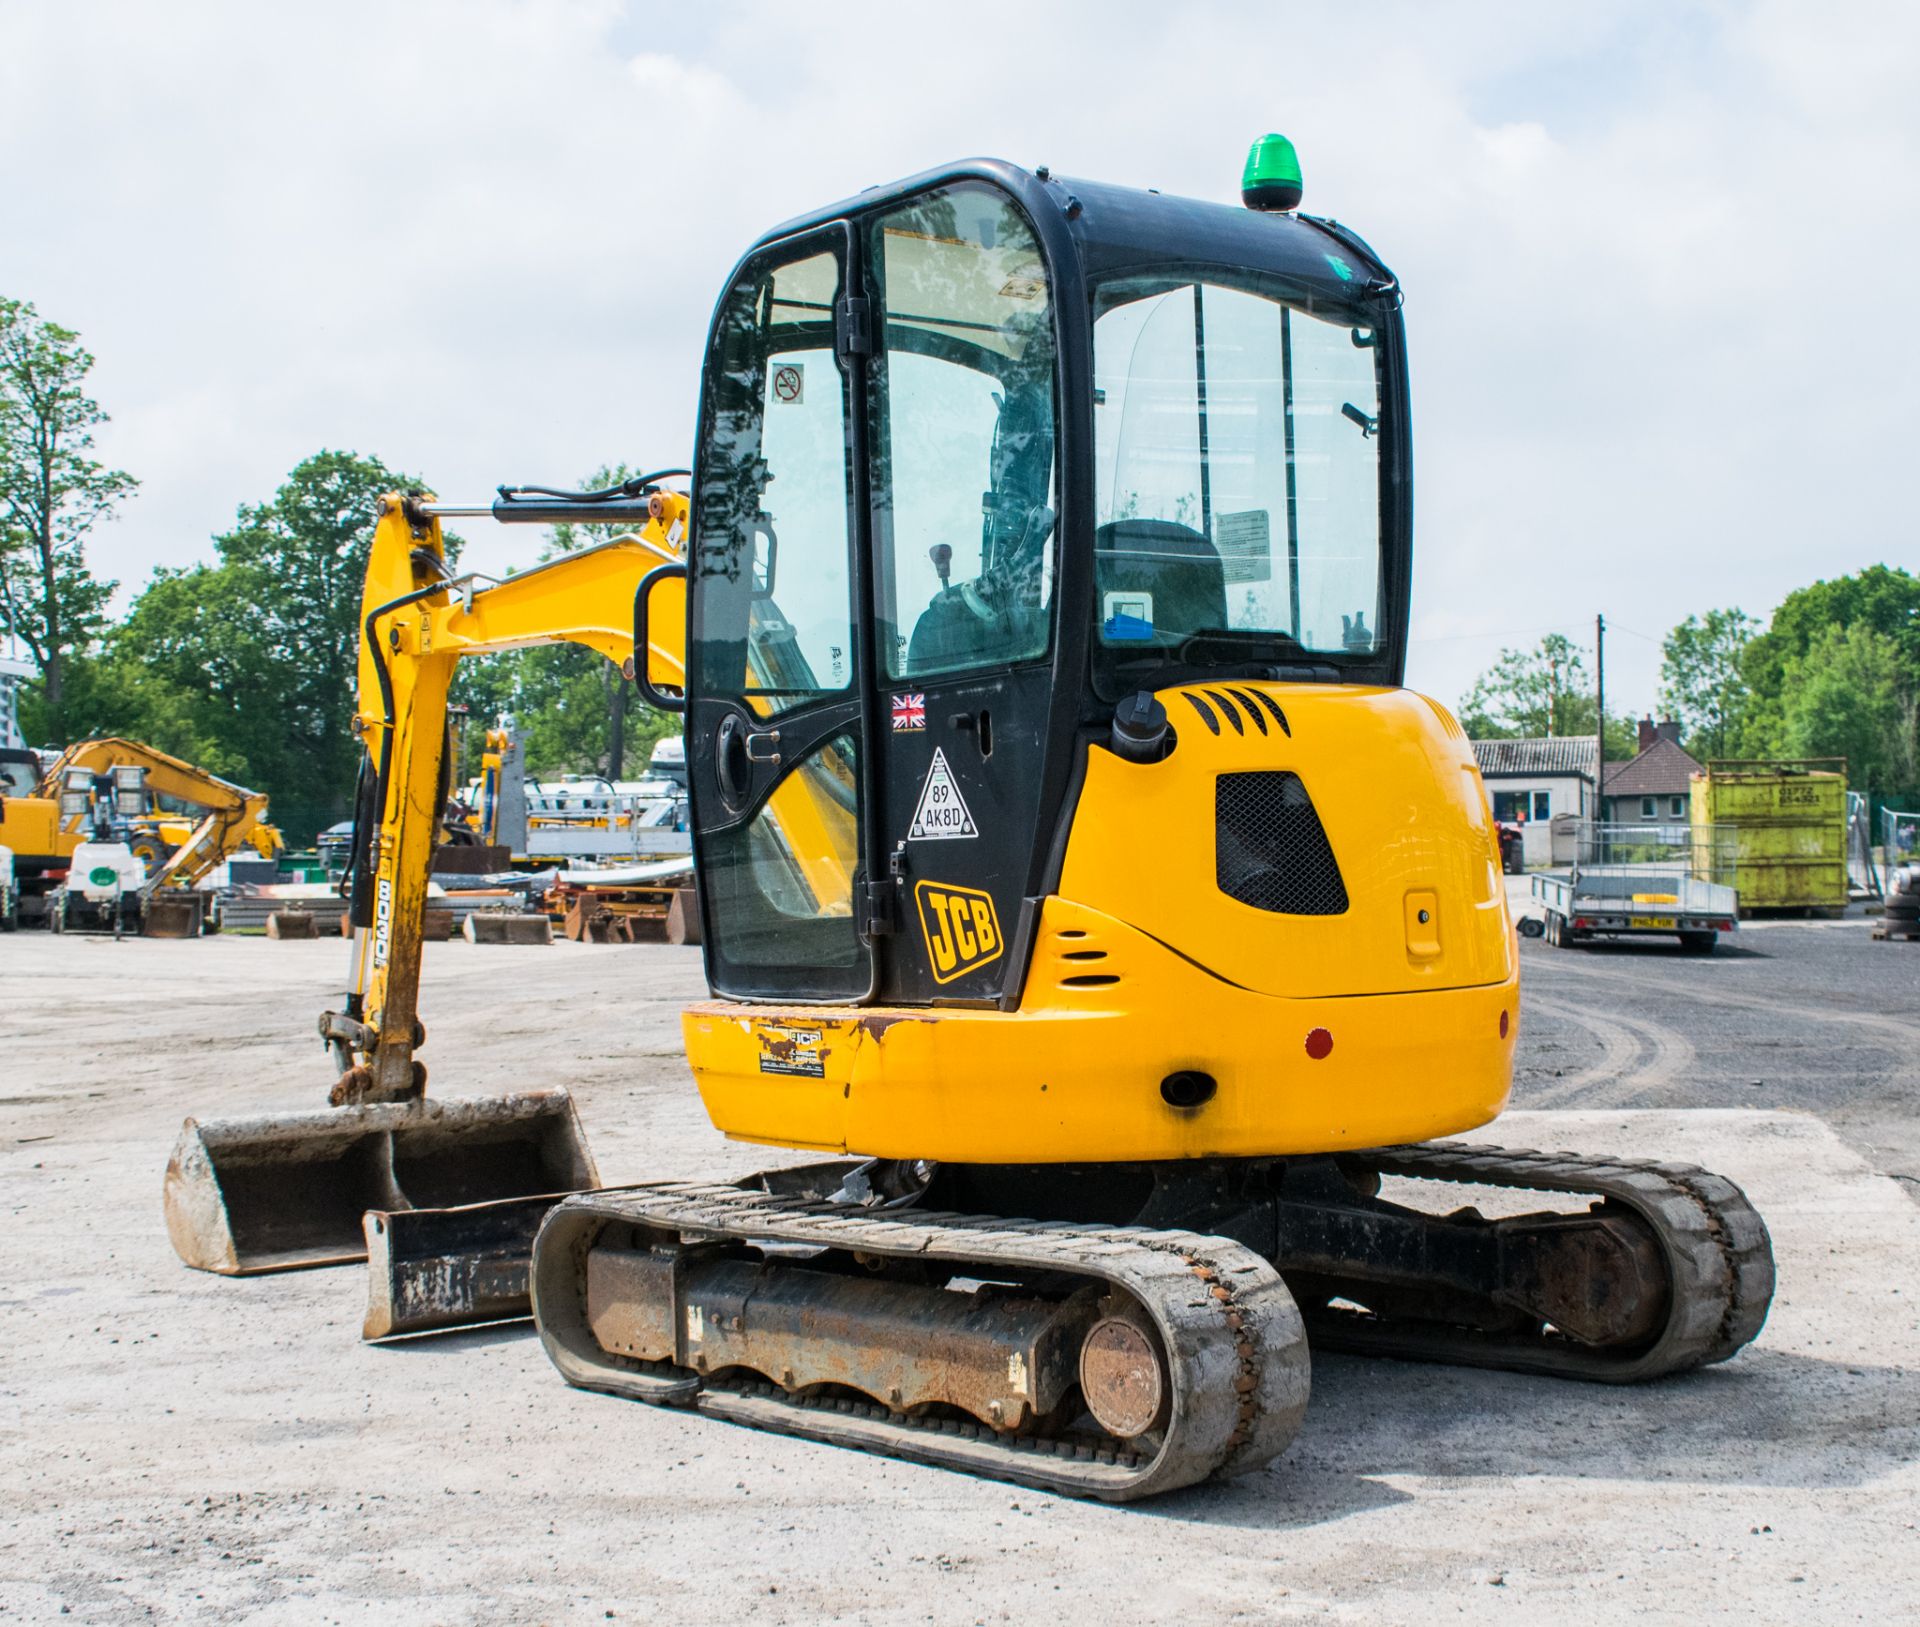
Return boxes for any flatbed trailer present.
[1531,867,1738,952]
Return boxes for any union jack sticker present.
[892,692,926,731]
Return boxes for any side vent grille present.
[1215,772,1349,915]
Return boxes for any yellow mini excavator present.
[167,139,1773,1500]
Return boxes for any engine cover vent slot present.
[1215,771,1349,916]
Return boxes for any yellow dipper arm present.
[329,490,688,1103]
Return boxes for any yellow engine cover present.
[685,681,1518,1163]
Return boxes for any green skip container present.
[1691,759,1849,916]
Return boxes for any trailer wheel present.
[1679,930,1717,954]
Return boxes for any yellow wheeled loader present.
[169,138,1774,1500]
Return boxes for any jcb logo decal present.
[914,880,1003,985]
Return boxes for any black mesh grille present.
[1215,772,1349,915]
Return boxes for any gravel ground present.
[1,923,1916,1625]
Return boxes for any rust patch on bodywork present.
[854,1014,929,1043]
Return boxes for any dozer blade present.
[361,1192,566,1339]
[163,1090,598,1275]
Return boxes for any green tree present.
[449,463,680,783]
[95,450,430,840]
[1658,608,1758,761]
[1778,624,1918,792]
[1739,566,1920,759]
[0,297,136,739]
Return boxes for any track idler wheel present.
[1078,1303,1171,1440]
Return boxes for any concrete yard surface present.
[1,934,1916,1624]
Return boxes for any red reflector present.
[1499,1010,1510,1039]
[1304,1027,1333,1060]
[1574,918,1593,929]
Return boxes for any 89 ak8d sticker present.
[907,748,977,840]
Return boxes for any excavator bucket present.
[142,890,206,938]
[361,1192,562,1338]
[163,1089,597,1275]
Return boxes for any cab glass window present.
[1092,275,1382,678]
[693,248,856,715]
[868,186,1057,681]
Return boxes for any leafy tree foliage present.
[1658,608,1759,761]
[1778,624,1917,792]
[0,298,135,739]
[1458,633,1636,756]
[1459,634,1589,738]
[79,451,430,839]
[1738,566,1920,790]
[448,463,680,787]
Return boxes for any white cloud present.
[2,0,1915,715]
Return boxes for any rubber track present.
[531,1181,1311,1501]
[1315,1140,1775,1381]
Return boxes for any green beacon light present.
[1242,132,1303,212]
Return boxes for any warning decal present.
[771,363,804,404]
[907,748,977,841]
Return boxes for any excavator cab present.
[675,164,1408,1016]
[657,159,1520,1163]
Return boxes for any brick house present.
[1601,718,1702,823]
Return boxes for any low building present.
[1471,736,1600,866]
[1602,718,1702,823]
[1472,735,1600,823]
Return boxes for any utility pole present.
[1595,613,1607,820]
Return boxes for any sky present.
[3,0,1916,718]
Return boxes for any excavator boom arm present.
[334,492,687,1102]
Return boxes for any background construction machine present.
[0,736,282,933]
[167,138,1774,1501]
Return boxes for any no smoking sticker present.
[907,748,977,840]
[772,363,804,404]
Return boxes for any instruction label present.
[756,1022,826,1077]
[1215,509,1273,584]
[907,748,977,840]
[772,363,804,405]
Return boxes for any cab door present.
[862,184,1063,1005]
[687,224,878,1002]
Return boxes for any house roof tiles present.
[1471,736,1600,780]
[1602,735,1703,800]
